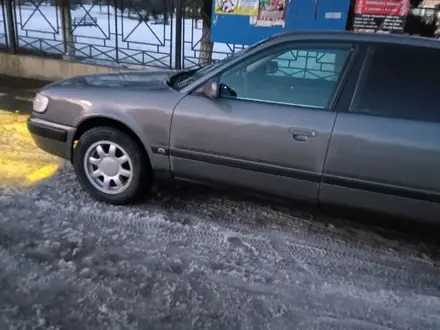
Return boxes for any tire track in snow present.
[0,165,439,330]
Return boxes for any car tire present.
[73,127,151,205]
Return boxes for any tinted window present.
[353,44,440,122]
[270,49,346,82]
[219,44,352,109]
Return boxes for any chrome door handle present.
[289,128,317,142]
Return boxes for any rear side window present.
[352,44,440,122]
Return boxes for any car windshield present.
[169,37,272,91]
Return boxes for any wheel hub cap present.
[100,157,119,176]
[83,141,134,195]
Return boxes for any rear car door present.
[320,43,440,221]
[170,42,356,202]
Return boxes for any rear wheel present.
[73,127,151,204]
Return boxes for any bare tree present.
[198,0,213,66]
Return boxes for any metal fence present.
[7,0,176,68]
[0,0,7,49]
[14,1,64,56]
[6,1,431,72]
[180,0,245,69]
[0,0,246,70]
[273,49,343,81]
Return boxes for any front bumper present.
[27,117,76,161]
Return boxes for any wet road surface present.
[0,75,60,187]
[0,75,439,330]
[0,75,50,114]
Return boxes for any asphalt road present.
[0,75,439,330]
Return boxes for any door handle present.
[289,128,317,142]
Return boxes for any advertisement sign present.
[353,0,410,32]
[215,0,260,16]
[253,0,288,26]
[211,0,350,45]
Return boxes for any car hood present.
[45,71,176,91]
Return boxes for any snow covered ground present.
[0,2,242,68]
[0,162,440,329]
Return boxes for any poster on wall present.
[211,0,351,45]
[250,0,288,27]
[353,0,410,32]
[215,0,260,16]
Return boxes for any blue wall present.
[211,0,350,45]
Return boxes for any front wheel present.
[73,127,151,205]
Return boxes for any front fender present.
[75,108,156,167]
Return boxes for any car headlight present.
[33,93,49,113]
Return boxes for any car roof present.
[269,30,440,49]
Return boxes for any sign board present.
[353,0,410,32]
[215,0,260,16]
[211,0,351,45]
[253,0,288,27]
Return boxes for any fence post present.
[174,0,183,70]
[60,0,67,54]
[114,0,119,63]
[60,0,74,60]
[5,0,17,53]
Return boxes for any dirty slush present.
[0,163,438,330]
[0,74,439,329]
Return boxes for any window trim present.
[217,95,328,110]
[349,45,375,113]
[332,43,369,114]
[328,43,360,110]
[215,42,358,111]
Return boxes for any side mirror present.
[202,80,219,99]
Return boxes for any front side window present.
[218,43,352,109]
[352,44,440,122]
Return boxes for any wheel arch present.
[72,116,153,166]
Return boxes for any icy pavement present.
[0,111,61,186]
[0,74,439,329]
[0,164,439,330]
[0,75,48,114]
[0,82,61,187]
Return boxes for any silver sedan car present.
[28,31,440,222]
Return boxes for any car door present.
[320,43,440,221]
[169,42,356,202]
